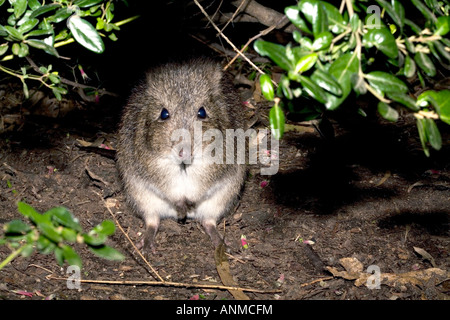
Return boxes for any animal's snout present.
[178,145,192,164]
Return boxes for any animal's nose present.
[177,145,192,164]
[179,148,186,159]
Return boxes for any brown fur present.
[117,59,246,253]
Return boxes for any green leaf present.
[47,8,71,23]
[18,43,29,57]
[424,118,442,150]
[0,25,7,37]
[89,245,125,261]
[82,220,115,246]
[12,43,20,55]
[350,14,359,32]
[74,0,104,8]
[285,6,311,34]
[28,0,41,10]
[351,73,367,95]
[17,18,39,34]
[13,0,27,19]
[4,26,24,41]
[93,220,115,236]
[299,0,328,36]
[376,0,404,28]
[25,28,53,37]
[297,36,312,50]
[362,26,398,58]
[311,69,342,96]
[433,40,450,63]
[404,19,422,34]
[269,103,285,140]
[294,52,318,73]
[377,102,399,122]
[410,0,437,23]
[37,235,56,254]
[22,79,29,98]
[254,40,293,71]
[312,0,327,36]
[26,39,59,57]
[435,16,450,36]
[17,201,47,224]
[62,245,82,268]
[48,73,60,84]
[52,86,67,100]
[404,55,416,78]
[61,228,78,243]
[278,75,293,100]
[375,0,402,29]
[414,52,436,77]
[259,74,274,101]
[292,30,302,43]
[108,32,118,41]
[67,15,104,53]
[365,71,408,93]
[424,0,441,12]
[54,247,64,266]
[386,92,419,111]
[417,90,450,125]
[0,43,9,55]
[38,221,62,243]
[312,31,332,51]
[391,0,405,29]
[325,52,359,110]
[96,17,105,30]
[416,118,429,156]
[320,1,346,33]
[4,220,31,234]
[29,4,59,19]
[47,207,82,232]
[21,244,34,258]
[298,75,327,104]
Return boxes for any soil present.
[0,76,449,301]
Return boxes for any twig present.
[94,193,281,296]
[230,0,289,29]
[345,0,354,17]
[0,245,26,271]
[25,56,118,98]
[223,15,286,71]
[220,0,247,33]
[94,191,165,283]
[364,82,391,103]
[193,0,265,75]
[47,276,282,294]
[299,276,334,288]
[206,0,224,30]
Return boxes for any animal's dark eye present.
[197,107,207,119]
[160,108,170,120]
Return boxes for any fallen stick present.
[47,276,282,294]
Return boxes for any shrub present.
[254,0,450,156]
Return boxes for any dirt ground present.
[0,75,449,301]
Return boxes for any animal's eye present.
[197,107,207,119]
[160,108,170,120]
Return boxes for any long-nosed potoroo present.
[117,59,247,254]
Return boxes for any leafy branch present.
[254,0,450,157]
[0,0,139,100]
[0,202,124,270]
